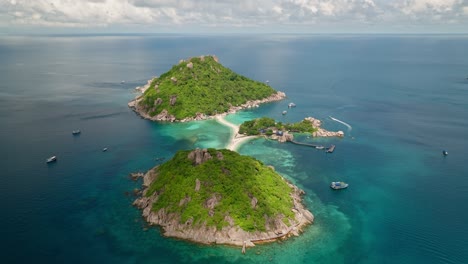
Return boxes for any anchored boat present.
[46,156,57,163]
[330,181,348,190]
[72,130,81,135]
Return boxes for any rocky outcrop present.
[130,172,144,181]
[155,109,176,122]
[187,148,213,165]
[304,117,344,137]
[134,77,156,94]
[250,197,258,209]
[128,96,176,122]
[169,95,177,106]
[130,168,158,187]
[280,132,294,143]
[269,131,294,143]
[226,91,286,114]
[154,98,162,106]
[205,194,221,217]
[216,151,224,160]
[195,179,201,192]
[179,112,208,122]
[304,117,322,128]
[313,129,344,137]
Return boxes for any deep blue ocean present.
[1,34,467,263]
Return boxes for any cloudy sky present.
[1,0,468,34]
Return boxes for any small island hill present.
[237,116,344,144]
[133,149,313,247]
[128,55,286,122]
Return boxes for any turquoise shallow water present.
[1,34,468,263]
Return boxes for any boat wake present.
[329,116,352,131]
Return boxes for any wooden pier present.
[289,140,320,148]
[289,140,336,153]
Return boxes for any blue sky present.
[1,0,468,34]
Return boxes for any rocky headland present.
[305,117,344,138]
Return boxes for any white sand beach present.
[215,115,258,151]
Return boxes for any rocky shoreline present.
[304,117,344,137]
[128,86,286,122]
[132,160,313,248]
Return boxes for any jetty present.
[290,140,320,148]
[290,140,336,153]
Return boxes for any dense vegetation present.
[145,149,294,232]
[239,117,319,135]
[139,56,277,119]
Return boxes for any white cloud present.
[397,0,462,15]
[0,0,466,32]
[273,5,283,14]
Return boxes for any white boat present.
[102,148,108,152]
[72,130,81,135]
[316,146,324,150]
[282,110,287,115]
[121,80,125,84]
[288,102,296,108]
[330,181,348,190]
[46,156,57,163]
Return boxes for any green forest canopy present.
[145,149,295,232]
[139,56,277,120]
[239,117,319,135]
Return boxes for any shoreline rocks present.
[304,117,344,138]
[128,88,286,123]
[134,77,156,94]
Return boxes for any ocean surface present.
[1,34,467,264]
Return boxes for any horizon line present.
[2,32,468,37]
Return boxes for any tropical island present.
[128,55,286,122]
[133,148,313,248]
[236,116,344,143]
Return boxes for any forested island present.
[239,117,344,142]
[133,148,313,247]
[239,117,318,135]
[128,55,285,122]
